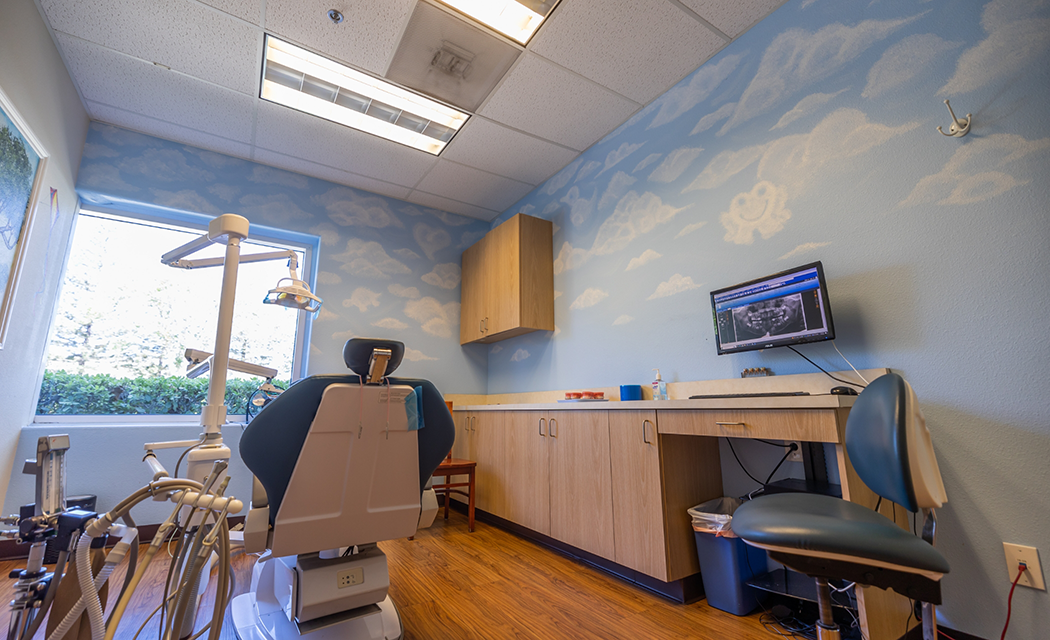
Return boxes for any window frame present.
[34,205,320,424]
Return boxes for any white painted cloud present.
[83,142,119,159]
[331,329,356,342]
[315,307,339,322]
[647,54,744,129]
[394,248,422,261]
[648,274,701,300]
[721,181,791,245]
[331,239,411,278]
[372,317,409,330]
[388,284,421,299]
[96,124,156,147]
[553,291,563,301]
[598,142,644,176]
[490,345,503,353]
[510,349,530,362]
[864,34,960,99]
[183,147,243,168]
[779,242,832,261]
[309,222,341,246]
[598,172,637,210]
[249,165,308,189]
[238,193,313,222]
[690,103,736,136]
[517,204,535,216]
[422,263,462,289]
[414,223,452,260]
[592,192,685,256]
[317,271,342,285]
[649,147,704,183]
[940,0,1050,96]
[542,158,582,195]
[721,16,919,134]
[570,288,609,310]
[576,160,603,183]
[626,249,662,271]
[685,145,767,192]
[207,183,239,202]
[314,187,403,228]
[344,287,381,313]
[404,297,460,338]
[458,230,486,249]
[676,221,708,239]
[118,148,215,183]
[561,186,596,227]
[900,133,1050,206]
[79,164,140,193]
[552,325,561,337]
[542,201,560,215]
[150,189,222,215]
[404,347,438,361]
[613,315,634,326]
[771,89,848,131]
[428,208,473,226]
[634,153,663,173]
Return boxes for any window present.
[37,210,314,418]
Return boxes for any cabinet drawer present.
[656,409,839,443]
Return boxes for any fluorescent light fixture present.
[261,36,469,155]
[435,0,547,44]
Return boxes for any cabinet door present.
[503,411,550,535]
[474,412,506,518]
[451,411,472,461]
[608,411,668,580]
[483,215,521,337]
[459,239,486,344]
[548,411,615,559]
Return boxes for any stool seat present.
[733,493,949,575]
[432,458,477,532]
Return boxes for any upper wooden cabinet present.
[460,214,554,345]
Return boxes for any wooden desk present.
[452,394,911,640]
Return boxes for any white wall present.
[0,0,89,503]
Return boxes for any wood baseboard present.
[0,516,245,560]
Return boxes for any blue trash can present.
[689,498,769,616]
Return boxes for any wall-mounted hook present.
[937,99,971,137]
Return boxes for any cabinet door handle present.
[470,416,476,432]
[480,319,485,333]
[642,419,653,444]
[715,421,747,426]
[539,417,546,437]
[549,418,558,438]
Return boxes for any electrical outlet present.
[786,441,803,463]
[337,567,364,589]
[1003,543,1045,590]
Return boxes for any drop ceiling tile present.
[252,148,413,200]
[87,102,254,159]
[415,160,533,212]
[58,35,256,141]
[41,0,260,94]
[529,0,726,105]
[197,0,264,24]
[264,0,415,76]
[254,100,438,188]
[478,53,638,152]
[406,191,498,222]
[678,0,785,38]
[441,117,578,185]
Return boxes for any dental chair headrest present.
[343,338,405,378]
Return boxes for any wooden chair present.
[431,401,477,532]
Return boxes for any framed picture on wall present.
[0,84,49,349]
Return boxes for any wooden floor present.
[2,511,774,640]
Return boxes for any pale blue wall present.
[488,0,1050,636]
[75,123,491,393]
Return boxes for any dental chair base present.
[232,549,403,640]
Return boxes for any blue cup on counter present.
[620,384,642,401]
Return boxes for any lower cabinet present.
[502,411,550,535]
[449,411,507,518]
[608,411,668,580]
[548,411,615,559]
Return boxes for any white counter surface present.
[454,395,856,412]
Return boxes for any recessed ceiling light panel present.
[434,0,558,45]
[261,36,469,155]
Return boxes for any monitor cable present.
[788,346,866,389]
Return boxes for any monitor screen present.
[710,262,835,355]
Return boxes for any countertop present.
[453,395,856,412]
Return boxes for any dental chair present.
[732,373,949,640]
[231,338,454,640]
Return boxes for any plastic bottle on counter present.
[651,369,667,401]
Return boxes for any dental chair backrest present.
[239,339,455,558]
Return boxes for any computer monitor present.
[710,262,835,355]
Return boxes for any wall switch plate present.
[786,441,803,463]
[337,567,364,589]
[1003,543,1045,590]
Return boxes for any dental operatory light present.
[435,0,551,44]
[261,35,469,155]
[263,278,323,312]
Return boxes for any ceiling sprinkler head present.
[327,9,344,24]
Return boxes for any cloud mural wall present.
[486,0,1050,636]
[75,122,491,391]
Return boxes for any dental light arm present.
[184,349,279,380]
